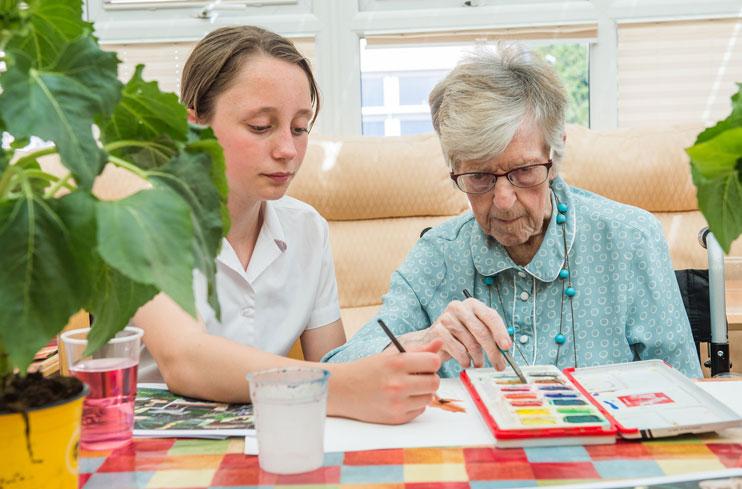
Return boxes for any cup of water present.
[60,326,143,450]
[247,367,330,474]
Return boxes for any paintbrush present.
[376,319,453,405]
[377,319,406,353]
[462,289,528,384]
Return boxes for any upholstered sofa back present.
[288,124,742,337]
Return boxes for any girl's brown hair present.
[181,26,320,126]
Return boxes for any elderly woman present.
[323,45,702,378]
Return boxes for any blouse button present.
[519,291,529,301]
[519,334,529,344]
[518,270,526,278]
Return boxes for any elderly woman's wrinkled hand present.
[392,298,511,370]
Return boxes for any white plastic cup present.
[246,367,330,474]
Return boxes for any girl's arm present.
[134,293,442,424]
[300,319,346,362]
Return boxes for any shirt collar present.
[217,200,289,282]
[470,176,576,282]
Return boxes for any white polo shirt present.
[138,196,341,382]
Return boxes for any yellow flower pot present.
[0,384,87,489]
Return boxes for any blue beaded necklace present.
[481,190,578,367]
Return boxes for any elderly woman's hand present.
[390,298,511,370]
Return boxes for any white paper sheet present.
[244,378,492,454]
[699,381,742,416]
[243,379,742,455]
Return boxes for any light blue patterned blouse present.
[322,176,702,378]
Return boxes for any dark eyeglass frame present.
[450,160,553,194]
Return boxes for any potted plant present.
[687,84,742,253]
[0,1,228,486]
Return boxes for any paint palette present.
[461,365,617,447]
[567,359,742,439]
[462,360,742,448]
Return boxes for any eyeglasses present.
[450,161,553,194]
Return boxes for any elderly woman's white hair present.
[429,43,568,170]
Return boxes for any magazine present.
[134,383,255,438]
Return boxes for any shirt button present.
[518,271,526,278]
[240,306,253,317]
[519,334,529,344]
[520,291,529,301]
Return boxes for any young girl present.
[133,26,442,424]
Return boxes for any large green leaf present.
[55,191,97,296]
[56,191,158,355]
[96,187,197,316]
[3,0,88,69]
[0,36,121,189]
[187,125,230,231]
[151,150,225,319]
[687,127,742,179]
[692,166,742,254]
[0,194,84,370]
[85,265,158,356]
[695,83,742,145]
[99,64,188,169]
[687,85,742,253]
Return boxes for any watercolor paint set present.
[567,359,742,439]
[461,360,742,448]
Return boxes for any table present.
[79,379,742,489]
[79,430,742,488]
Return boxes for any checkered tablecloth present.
[78,431,742,489]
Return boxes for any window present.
[398,73,442,106]
[103,41,196,94]
[533,44,590,127]
[617,18,742,127]
[361,75,384,107]
[399,117,434,135]
[362,119,386,136]
[360,38,590,136]
[102,38,314,97]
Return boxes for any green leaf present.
[0,194,84,370]
[21,159,53,195]
[186,124,230,231]
[687,127,742,179]
[55,190,158,355]
[96,187,197,316]
[55,191,96,296]
[695,83,742,144]
[99,64,188,169]
[0,1,24,34]
[0,36,121,189]
[151,149,226,319]
[85,265,158,356]
[692,166,742,254]
[3,0,89,69]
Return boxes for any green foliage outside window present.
[534,43,590,127]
